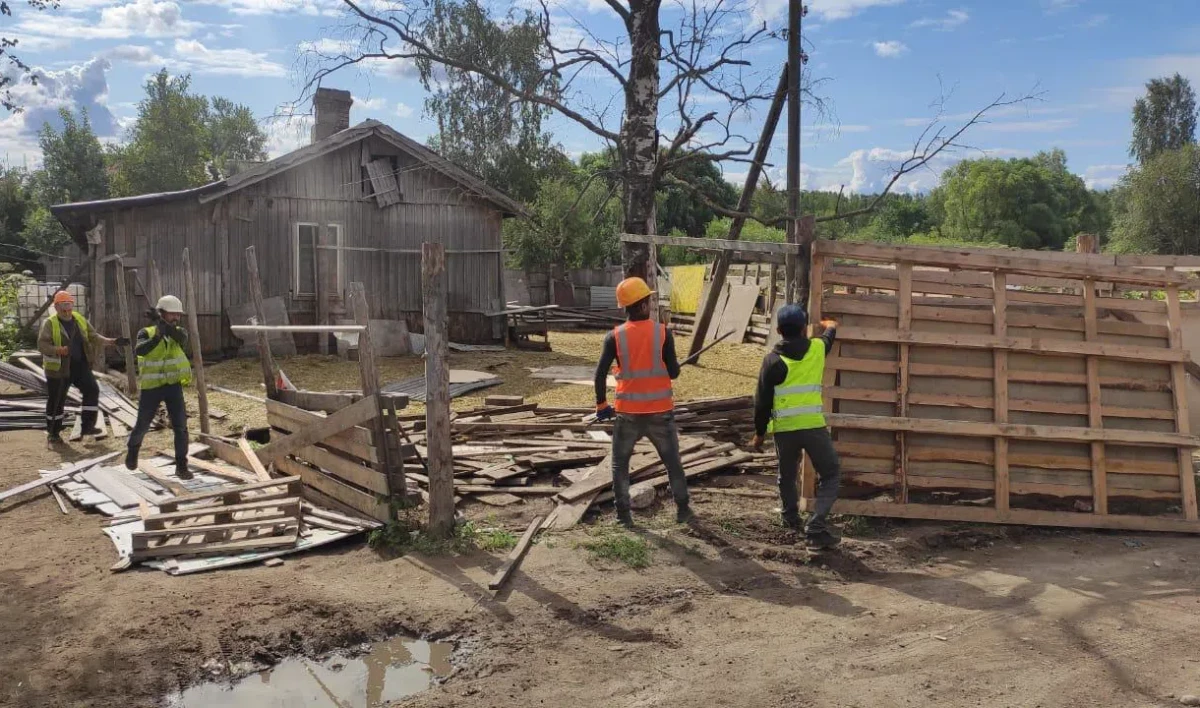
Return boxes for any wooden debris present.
[489,515,544,592]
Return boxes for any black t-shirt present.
[58,317,89,367]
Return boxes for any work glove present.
[594,403,615,422]
[145,307,160,323]
[820,318,839,329]
[115,337,130,347]
[749,434,764,452]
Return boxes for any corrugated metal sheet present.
[381,374,500,402]
[590,286,617,310]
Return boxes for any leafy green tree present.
[657,156,738,239]
[19,205,68,255]
[1131,74,1197,165]
[1108,144,1200,254]
[110,69,267,196]
[34,107,108,204]
[503,174,621,269]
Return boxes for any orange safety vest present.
[612,320,674,414]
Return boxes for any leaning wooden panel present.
[816,239,1200,533]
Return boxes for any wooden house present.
[50,88,523,355]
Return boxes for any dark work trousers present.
[611,411,690,513]
[45,367,99,435]
[128,383,189,469]
[775,427,841,535]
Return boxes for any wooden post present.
[785,0,802,305]
[768,263,778,313]
[801,248,825,501]
[316,226,333,355]
[422,242,455,538]
[688,64,789,361]
[1081,278,1107,514]
[348,282,395,499]
[894,262,912,504]
[112,257,138,396]
[992,272,1010,517]
[1166,282,1199,521]
[182,248,210,435]
[796,215,816,308]
[245,246,279,398]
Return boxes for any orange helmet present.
[615,277,653,308]
[53,291,74,306]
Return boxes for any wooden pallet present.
[811,239,1200,533]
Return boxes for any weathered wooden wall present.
[86,135,506,356]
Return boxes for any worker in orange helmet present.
[594,276,693,527]
[37,290,119,444]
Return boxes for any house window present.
[294,222,320,296]
[293,222,345,298]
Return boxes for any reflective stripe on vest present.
[137,326,192,390]
[44,313,89,373]
[769,341,827,433]
[611,320,673,414]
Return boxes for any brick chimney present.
[311,87,353,143]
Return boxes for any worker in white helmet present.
[125,295,194,479]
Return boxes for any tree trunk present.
[619,0,662,280]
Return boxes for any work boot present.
[80,427,103,437]
[616,509,635,529]
[781,514,802,532]
[47,432,65,446]
[675,504,695,525]
[805,529,841,550]
[176,464,194,481]
[125,447,139,471]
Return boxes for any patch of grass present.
[368,513,521,556]
[716,517,744,537]
[832,513,891,537]
[580,532,652,569]
[464,523,518,553]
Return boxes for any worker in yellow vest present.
[750,304,841,548]
[125,295,193,479]
[37,290,118,444]
[594,277,693,527]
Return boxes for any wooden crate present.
[807,239,1200,533]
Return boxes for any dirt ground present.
[3,331,1200,708]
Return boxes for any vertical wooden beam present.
[801,249,826,501]
[894,262,912,503]
[245,246,279,399]
[112,257,138,395]
[992,272,1010,517]
[349,281,394,500]
[795,215,816,310]
[1166,283,1198,520]
[215,202,231,342]
[147,259,163,305]
[182,248,210,435]
[768,263,778,314]
[316,226,333,355]
[647,243,659,322]
[785,0,802,306]
[422,242,455,538]
[687,64,788,361]
[1082,278,1107,515]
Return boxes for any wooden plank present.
[266,400,378,453]
[826,413,1197,447]
[131,528,299,560]
[113,258,138,395]
[622,232,801,255]
[143,498,301,529]
[182,248,209,434]
[244,246,278,398]
[903,361,1172,393]
[134,517,300,542]
[835,326,1184,364]
[895,262,912,503]
[237,438,272,482]
[80,467,148,508]
[806,497,1200,534]
[294,444,388,495]
[157,477,300,512]
[137,461,190,496]
[423,243,455,538]
[1167,285,1199,521]
[712,284,758,343]
[1,452,121,504]
[488,515,544,591]
[555,439,709,502]
[253,395,380,465]
[276,389,360,413]
[1083,279,1108,515]
[275,456,391,523]
[814,239,1189,287]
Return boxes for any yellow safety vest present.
[137,326,192,390]
[769,342,827,433]
[43,312,89,373]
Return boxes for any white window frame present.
[293,221,320,297]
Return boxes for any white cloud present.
[352,95,388,111]
[172,39,287,77]
[359,55,420,80]
[909,8,968,31]
[0,57,120,164]
[395,102,414,118]
[297,38,357,56]
[796,145,1032,194]
[1082,164,1127,190]
[873,40,908,58]
[193,0,343,16]
[106,45,168,66]
[1126,54,1200,85]
[18,0,200,40]
[754,0,903,25]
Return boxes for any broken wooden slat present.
[488,516,544,591]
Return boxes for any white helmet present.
[156,295,185,314]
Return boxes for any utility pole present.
[785,0,806,305]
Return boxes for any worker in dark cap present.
[750,304,841,548]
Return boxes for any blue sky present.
[2,0,1196,193]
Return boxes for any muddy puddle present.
[167,636,454,707]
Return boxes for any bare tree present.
[304,0,788,277]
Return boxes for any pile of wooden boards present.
[0,355,156,437]
[812,239,1200,534]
